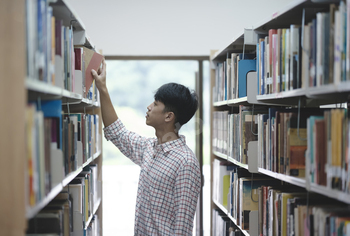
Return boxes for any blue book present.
[40,100,62,150]
[307,116,324,183]
[238,59,256,98]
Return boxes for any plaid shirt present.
[104,119,201,236]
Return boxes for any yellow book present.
[222,174,230,209]
[331,109,342,167]
[331,109,344,189]
[288,127,307,177]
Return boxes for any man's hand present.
[90,57,119,127]
[91,58,107,93]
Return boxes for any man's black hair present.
[154,82,198,128]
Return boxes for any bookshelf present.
[210,0,350,235]
[1,0,103,235]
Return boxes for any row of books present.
[212,106,262,165]
[213,104,350,193]
[212,209,244,236]
[213,159,234,210]
[213,1,350,101]
[26,164,101,236]
[62,111,100,175]
[26,0,57,85]
[257,184,350,236]
[212,110,230,157]
[256,2,350,95]
[25,100,101,207]
[213,160,280,232]
[213,53,256,102]
[306,108,350,191]
[214,160,350,236]
[26,0,103,100]
[67,165,101,230]
[257,106,350,192]
[256,106,322,177]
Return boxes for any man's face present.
[145,100,167,128]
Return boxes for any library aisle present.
[102,165,211,236]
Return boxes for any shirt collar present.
[156,135,186,153]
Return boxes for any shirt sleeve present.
[103,118,149,166]
[174,160,201,235]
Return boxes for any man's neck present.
[155,129,179,144]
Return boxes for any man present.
[91,58,201,235]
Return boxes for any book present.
[268,29,277,94]
[285,28,290,91]
[239,178,280,230]
[243,114,258,165]
[41,100,62,150]
[309,18,317,87]
[314,119,327,186]
[74,46,103,97]
[289,24,300,90]
[237,59,257,98]
[232,167,253,219]
[281,28,287,92]
[226,53,231,101]
[44,118,52,195]
[301,23,310,89]
[331,109,345,190]
[286,114,307,177]
[277,111,285,174]
[281,192,305,236]
[66,183,84,233]
[307,116,324,183]
[278,29,284,93]
[259,39,266,95]
[26,103,37,206]
[328,4,337,85]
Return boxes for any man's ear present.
[165,112,175,122]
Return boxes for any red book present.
[74,48,82,70]
[314,119,326,186]
[83,47,103,97]
[75,46,103,97]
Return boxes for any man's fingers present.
[101,58,106,71]
[91,69,98,78]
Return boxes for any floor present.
[102,165,211,236]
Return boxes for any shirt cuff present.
[103,118,125,141]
